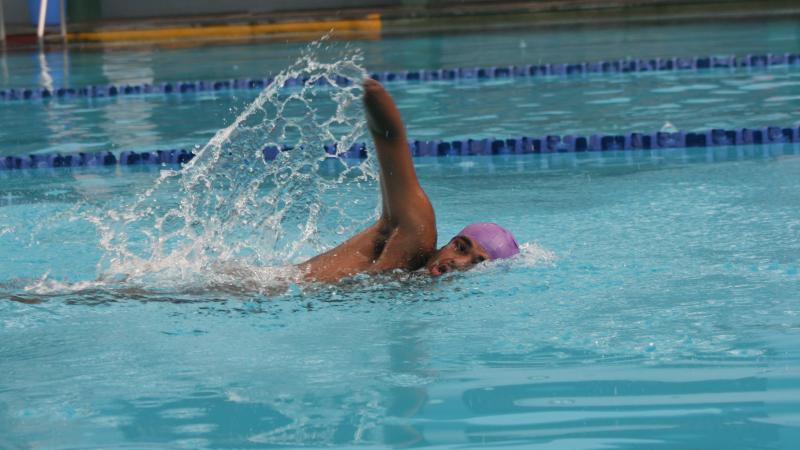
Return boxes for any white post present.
[59,0,66,40]
[37,0,48,42]
[0,0,6,42]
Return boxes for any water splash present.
[516,242,557,267]
[17,38,557,299]
[85,38,379,292]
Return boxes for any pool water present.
[3,68,800,156]
[2,149,800,448]
[2,20,800,450]
[1,19,799,156]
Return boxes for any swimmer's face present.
[426,235,491,276]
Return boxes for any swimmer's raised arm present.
[364,78,406,145]
[363,79,431,226]
[297,80,436,282]
[298,79,516,282]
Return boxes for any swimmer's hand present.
[363,78,405,142]
[361,75,432,218]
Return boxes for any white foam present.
[516,242,557,267]
[75,36,379,292]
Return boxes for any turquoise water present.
[2,69,800,156]
[1,19,800,156]
[2,23,800,449]
[2,150,800,449]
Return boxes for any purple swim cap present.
[457,222,520,260]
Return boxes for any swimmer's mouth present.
[429,263,451,276]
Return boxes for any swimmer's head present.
[426,222,519,276]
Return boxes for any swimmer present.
[298,79,518,282]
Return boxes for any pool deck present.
[2,0,799,49]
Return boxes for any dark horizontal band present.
[2,125,799,171]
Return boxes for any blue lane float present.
[2,52,799,103]
[2,125,799,171]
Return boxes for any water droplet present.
[660,121,678,133]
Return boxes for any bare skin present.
[425,235,490,277]
[297,79,489,282]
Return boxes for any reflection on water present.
[35,49,68,156]
[1,49,9,85]
[99,50,158,154]
[36,51,54,92]
[382,319,431,447]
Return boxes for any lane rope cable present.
[2,125,799,170]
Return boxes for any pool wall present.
[3,0,799,46]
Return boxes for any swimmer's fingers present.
[362,78,385,105]
[362,77,383,91]
[363,80,403,141]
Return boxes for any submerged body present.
[298,79,516,282]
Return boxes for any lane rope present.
[1,53,798,103]
[2,125,798,170]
